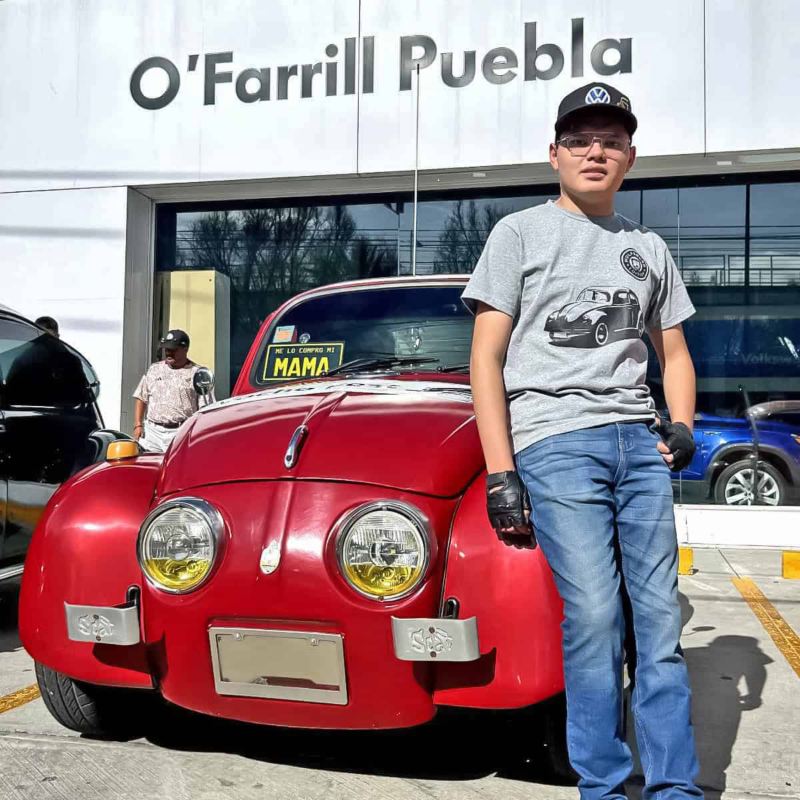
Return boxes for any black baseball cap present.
[160,329,190,349]
[555,82,637,138]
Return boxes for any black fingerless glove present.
[486,471,536,548]
[658,420,696,472]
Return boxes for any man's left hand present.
[654,420,696,471]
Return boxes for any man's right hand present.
[133,423,144,441]
[486,471,536,549]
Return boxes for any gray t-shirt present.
[462,200,695,454]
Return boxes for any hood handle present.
[284,424,309,469]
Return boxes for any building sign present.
[0,0,745,193]
[130,19,631,110]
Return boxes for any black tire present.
[713,459,787,506]
[35,661,147,738]
[593,321,610,346]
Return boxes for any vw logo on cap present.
[585,86,611,105]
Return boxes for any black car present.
[545,286,644,347]
[0,308,129,582]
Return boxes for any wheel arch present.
[584,309,608,326]
[432,475,565,709]
[706,444,796,488]
[19,459,160,689]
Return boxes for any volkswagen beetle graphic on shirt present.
[545,286,644,347]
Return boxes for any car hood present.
[558,301,599,322]
[157,377,483,497]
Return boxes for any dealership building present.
[1,1,800,521]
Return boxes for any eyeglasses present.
[556,132,631,157]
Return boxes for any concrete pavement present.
[0,549,797,800]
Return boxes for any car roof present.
[0,306,97,371]
[0,305,38,326]
[288,274,470,303]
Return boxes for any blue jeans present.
[516,421,703,800]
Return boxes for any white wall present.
[705,0,800,153]
[0,187,128,428]
[358,0,705,173]
[1,0,800,196]
[0,0,359,193]
[676,505,800,549]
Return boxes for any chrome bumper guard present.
[391,616,479,662]
[65,601,140,646]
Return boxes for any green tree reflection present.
[176,207,395,379]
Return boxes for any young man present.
[133,329,206,453]
[462,83,703,800]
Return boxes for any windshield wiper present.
[323,356,439,377]
[437,363,470,373]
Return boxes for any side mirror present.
[193,368,215,407]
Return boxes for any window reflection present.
[751,183,800,288]
[156,178,800,508]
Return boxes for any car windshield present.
[578,288,611,303]
[251,285,472,385]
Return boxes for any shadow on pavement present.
[627,592,772,800]
[683,590,772,799]
[129,696,577,787]
[684,633,772,799]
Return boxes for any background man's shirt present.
[461,200,695,454]
[133,360,202,426]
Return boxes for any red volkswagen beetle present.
[19,276,568,771]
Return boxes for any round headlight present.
[336,503,430,600]
[137,498,222,593]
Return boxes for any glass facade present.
[155,174,800,507]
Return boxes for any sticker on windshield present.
[273,325,297,343]
[262,343,345,382]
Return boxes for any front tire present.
[713,459,787,506]
[35,662,147,738]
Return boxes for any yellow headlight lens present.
[138,501,220,593]
[337,506,429,600]
[143,554,211,591]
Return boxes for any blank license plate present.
[208,627,347,705]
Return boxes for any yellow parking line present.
[0,684,40,714]
[732,577,800,679]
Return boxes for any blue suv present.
[670,410,800,506]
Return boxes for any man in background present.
[34,316,60,337]
[6,316,87,406]
[133,329,205,453]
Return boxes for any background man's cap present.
[160,329,190,348]
[555,82,638,137]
